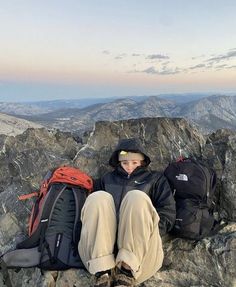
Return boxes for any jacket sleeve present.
[151,174,176,236]
[92,177,105,191]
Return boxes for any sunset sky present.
[0,0,236,102]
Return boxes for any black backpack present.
[164,158,217,240]
[1,166,93,271]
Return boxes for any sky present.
[0,0,236,102]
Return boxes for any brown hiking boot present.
[113,270,135,287]
[93,272,112,287]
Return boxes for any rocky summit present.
[0,117,235,287]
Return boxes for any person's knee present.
[122,190,151,208]
[86,191,114,206]
[87,190,112,201]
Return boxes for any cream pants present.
[78,190,164,284]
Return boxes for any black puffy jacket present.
[94,138,176,236]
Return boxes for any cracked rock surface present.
[0,118,235,287]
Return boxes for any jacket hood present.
[109,138,151,167]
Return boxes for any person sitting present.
[78,138,176,286]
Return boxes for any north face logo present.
[176,174,188,181]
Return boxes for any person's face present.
[120,160,142,175]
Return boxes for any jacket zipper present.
[118,174,130,210]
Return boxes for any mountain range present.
[0,94,236,135]
[0,112,43,136]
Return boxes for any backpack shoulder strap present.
[71,187,88,245]
[17,184,67,250]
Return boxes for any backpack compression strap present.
[18,192,39,201]
[72,187,87,245]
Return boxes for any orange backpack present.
[2,166,93,270]
[20,166,93,236]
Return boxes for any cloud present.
[160,67,181,75]
[215,64,227,69]
[205,62,214,68]
[142,66,159,74]
[188,48,236,71]
[139,66,180,75]
[114,53,127,60]
[102,50,110,55]
[207,50,236,62]
[162,61,171,65]
[226,65,236,69]
[146,54,169,60]
[132,53,142,57]
[191,54,206,60]
[189,64,206,70]
[114,56,123,60]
